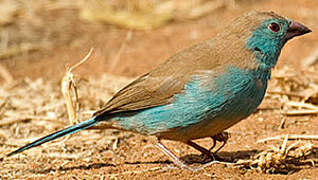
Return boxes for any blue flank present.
[113,66,268,136]
[7,117,99,157]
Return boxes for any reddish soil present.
[1,0,318,179]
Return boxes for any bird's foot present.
[210,131,230,154]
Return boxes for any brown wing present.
[93,41,217,117]
[93,72,185,116]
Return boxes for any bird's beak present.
[286,20,311,40]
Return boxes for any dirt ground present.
[1,0,318,179]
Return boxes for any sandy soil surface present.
[1,0,318,179]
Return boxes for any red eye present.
[268,22,280,32]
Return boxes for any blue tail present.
[7,117,99,157]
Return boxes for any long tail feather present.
[7,117,99,157]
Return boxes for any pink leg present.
[156,141,198,171]
[155,132,230,170]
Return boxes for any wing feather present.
[93,39,250,117]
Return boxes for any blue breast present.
[111,66,268,140]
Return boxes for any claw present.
[210,131,230,154]
[187,140,215,161]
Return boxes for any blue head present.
[245,11,311,69]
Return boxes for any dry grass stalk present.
[258,134,318,143]
[282,101,318,115]
[278,117,286,129]
[78,0,228,30]
[236,135,315,173]
[0,63,15,86]
[61,48,93,125]
[109,31,132,72]
[268,66,318,116]
[267,90,305,98]
[286,101,318,109]
[0,0,20,25]
[0,43,40,60]
[78,0,173,30]
[108,166,176,178]
[282,109,318,115]
[185,0,226,19]
[0,118,30,127]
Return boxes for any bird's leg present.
[155,140,198,171]
[186,141,215,160]
[210,131,230,154]
[208,138,217,152]
[156,133,230,170]
[186,132,230,160]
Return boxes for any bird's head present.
[216,11,311,71]
[245,11,311,69]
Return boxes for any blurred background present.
[0,0,316,81]
[1,0,318,179]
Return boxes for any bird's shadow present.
[30,150,257,174]
[31,148,318,174]
[182,149,259,164]
[125,149,259,166]
[31,162,116,174]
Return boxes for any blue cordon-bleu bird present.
[7,11,311,169]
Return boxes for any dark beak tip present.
[286,20,311,40]
[301,24,312,34]
[305,28,312,34]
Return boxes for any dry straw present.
[236,135,316,173]
[78,0,233,30]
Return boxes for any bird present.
[7,11,311,169]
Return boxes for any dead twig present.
[108,166,176,178]
[258,134,318,143]
[0,118,31,127]
[184,0,225,19]
[0,43,39,60]
[109,31,132,72]
[267,90,305,98]
[281,101,318,115]
[0,116,66,127]
[0,63,14,86]
[282,109,318,116]
[61,48,93,125]
[278,117,286,129]
[237,135,315,173]
[285,101,318,110]
[0,97,8,114]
